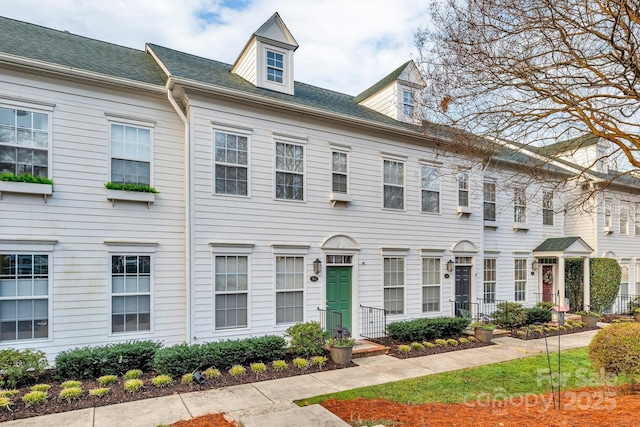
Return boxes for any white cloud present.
[0,0,430,94]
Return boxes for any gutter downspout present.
[165,85,193,344]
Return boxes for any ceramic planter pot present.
[474,328,493,343]
[581,314,599,327]
[633,312,640,322]
[329,345,353,365]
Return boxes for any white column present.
[583,256,591,311]
[558,256,566,308]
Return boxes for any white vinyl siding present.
[214,131,248,196]
[484,181,496,221]
[421,165,439,213]
[384,257,404,314]
[275,256,304,324]
[514,259,527,301]
[275,141,304,200]
[214,255,248,329]
[0,106,49,177]
[110,124,151,185]
[111,255,151,333]
[0,254,48,342]
[383,159,404,210]
[421,257,440,312]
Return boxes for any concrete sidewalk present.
[1,329,600,427]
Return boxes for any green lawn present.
[298,348,623,406]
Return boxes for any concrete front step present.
[238,404,349,427]
[352,339,388,358]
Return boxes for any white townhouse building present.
[1,13,638,359]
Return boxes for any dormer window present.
[403,90,414,117]
[267,50,284,83]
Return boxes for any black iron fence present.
[605,293,638,315]
[317,307,342,337]
[359,304,387,339]
[450,299,479,319]
[477,298,509,322]
[534,293,558,305]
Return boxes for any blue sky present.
[0,0,431,95]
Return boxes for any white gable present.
[254,13,299,49]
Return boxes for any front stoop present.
[352,339,389,358]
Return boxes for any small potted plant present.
[632,308,640,322]
[469,314,495,343]
[327,326,355,365]
[577,310,601,327]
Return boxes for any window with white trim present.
[275,141,304,200]
[458,172,469,207]
[620,202,629,235]
[635,204,640,236]
[514,259,527,301]
[214,131,248,196]
[111,255,151,333]
[110,124,151,185]
[275,256,304,324]
[384,257,404,314]
[543,190,554,226]
[514,188,526,223]
[0,106,49,177]
[266,50,284,83]
[635,261,640,294]
[604,198,612,228]
[383,159,404,210]
[483,258,496,303]
[421,257,440,312]
[0,254,49,341]
[620,264,629,295]
[421,165,439,213]
[483,181,496,221]
[402,90,415,116]
[331,150,348,194]
[214,256,248,329]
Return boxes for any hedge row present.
[387,317,471,342]
[55,340,162,379]
[152,335,286,378]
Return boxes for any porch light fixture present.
[313,258,322,275]
[446,259,454,273]
[532,260,538,271]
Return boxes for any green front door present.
[326,266,352,334]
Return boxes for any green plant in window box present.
[0,172,53,185]
[104,182,158,193]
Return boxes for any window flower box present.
[106,189,155,207]
[0,180,53,203]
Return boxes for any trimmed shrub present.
[491,302,527,329]
[524,306,552,324]
[387,317,470,342]
[246,335,287,363]
[202,340,250,371]
[284,321,325,357]
[589,322,640,380]
[565,258,621,313]
[0,348,48,388]
[55,340,161,379]
[152,344,204,378]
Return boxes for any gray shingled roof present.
[0,16,167,86]
[536,134,600,157]
[353,61,410,103]
[533,237,583,252]
[147,43,412,129]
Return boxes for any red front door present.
[542,265,554,302]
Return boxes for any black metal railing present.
[317,307,342,337]
[476,298,508,321]
[450,299,479,319]
[359,304,387,339]
[535,292,558,305]
[606,294,638,315]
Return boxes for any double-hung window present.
[421,258,440,312]
[214,255,248,329]
[514,188,526,223]
[383,159,404,210]
[620,264,629,295]
[214,131,248,196]
[604,198,612,229]
[514,259,527,301]
[620,202,629,235]
[421,165,439,213]
[635,204,640,236]
[543,190,554,226]
[458,172,469,207]
[266,50,284,83]
[636,261,640,294]
[0,254,49,341]
[331,150,348,194]
[0,106,49,177]
[275,256,304,324]
[402,90,415,117]
[483,258,496,303]
[483,181,496,221]
[275,141,304,200]
[110,124,151,185]
[111,255,151,333]
[383,257,404,314]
